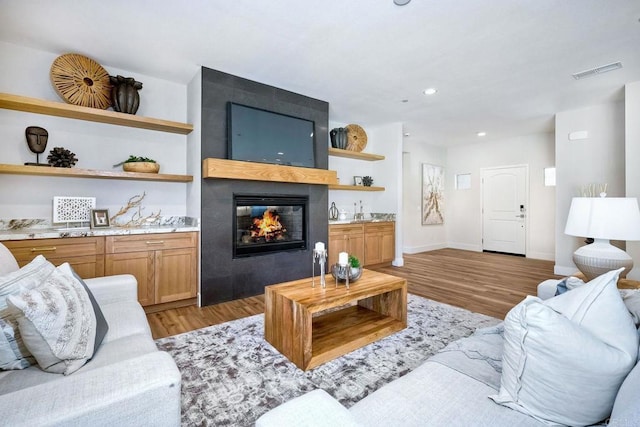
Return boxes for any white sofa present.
[0,243,182,426]
[257,275,640,427]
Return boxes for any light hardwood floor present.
[147,248,561,339]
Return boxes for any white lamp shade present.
[564,197,640,241]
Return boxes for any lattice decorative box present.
[53,196,96,224]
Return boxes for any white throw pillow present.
[0,243,19,275]
[7,265,97,375]
[490,268,639,426]
[619,289,640,327]
[0,255,55,370]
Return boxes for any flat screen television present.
[227,102,315,168]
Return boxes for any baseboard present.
[554,265,576,276]
[526,251,554,261]
[447,242,482,252]
[392,257,404,267]
[403,243,447,254]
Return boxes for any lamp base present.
[573,239,633,281]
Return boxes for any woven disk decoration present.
[345,124,367,152]
[50,53,112,109]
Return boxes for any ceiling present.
[1,0,639,146]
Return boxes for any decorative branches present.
[110,192,161,227]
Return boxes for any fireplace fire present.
[234,195,308,257]
[248,209,286,241]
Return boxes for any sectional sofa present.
[0,243,181,426]
[257,269,640,426]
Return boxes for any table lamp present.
[564,196,640,280]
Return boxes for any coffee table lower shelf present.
[311,305,406,369]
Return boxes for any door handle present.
[515,214,525,218]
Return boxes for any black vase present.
[330,128,339,148]
[110,75,143,114]
[330,128,348,149]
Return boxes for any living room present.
[1,1,640,426]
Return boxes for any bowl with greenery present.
[331,254,363,282]
[114,155,160,173]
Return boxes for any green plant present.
[113,155,156,167]
[349,254,361,268]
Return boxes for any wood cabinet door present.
[105,251,155,306]
[327,234,347,266]
[364,222,395,266]
[364,232,382,266]
[155,247,197,304]
[329,224,364,266]
[347,233,365,265]
[381,230,395,263]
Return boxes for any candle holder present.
[312,247,328,288]
[332,264,357,289]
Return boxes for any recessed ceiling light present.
[401,99,409,103]
[423,88,438,95]
[394,0,411,5]
[404,132,411,137]
[477,132,487,137]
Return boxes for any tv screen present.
[227,102,315,168]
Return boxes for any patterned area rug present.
[156,294,500,426]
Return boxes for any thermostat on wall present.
[568,131,588,140]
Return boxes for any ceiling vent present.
[572,62,622,80]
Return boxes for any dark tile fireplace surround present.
[200,67,329,306]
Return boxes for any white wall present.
[625,82,640,279]
[0,42,190,222]
[445,133,555,259]
[328,122,404,265]
[401,141,447,253]
[186,69,202,218]
[554,101,625,275]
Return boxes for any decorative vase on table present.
[110,75,143,114]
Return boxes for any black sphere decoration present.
[362,176,373,187]
[47,147,78,168]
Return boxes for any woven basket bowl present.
[123,162,160,173]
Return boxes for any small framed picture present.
[90,209,110,228]
[353,176,363,186]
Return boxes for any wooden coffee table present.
[264,269,407,370]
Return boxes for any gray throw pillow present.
[61,263,109,355]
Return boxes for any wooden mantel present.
[202,158,338,185]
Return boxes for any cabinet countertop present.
[329,218,395,225]
[0,225,199,241]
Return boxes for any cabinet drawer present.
[329,224,364,236]
[4,237,104,262]
[106,232,197,254]
[364,222,395,233]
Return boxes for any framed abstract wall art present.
[422,163,444,225]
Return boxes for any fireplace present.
[233,195,308,257]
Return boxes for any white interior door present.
[481,166,527,255]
